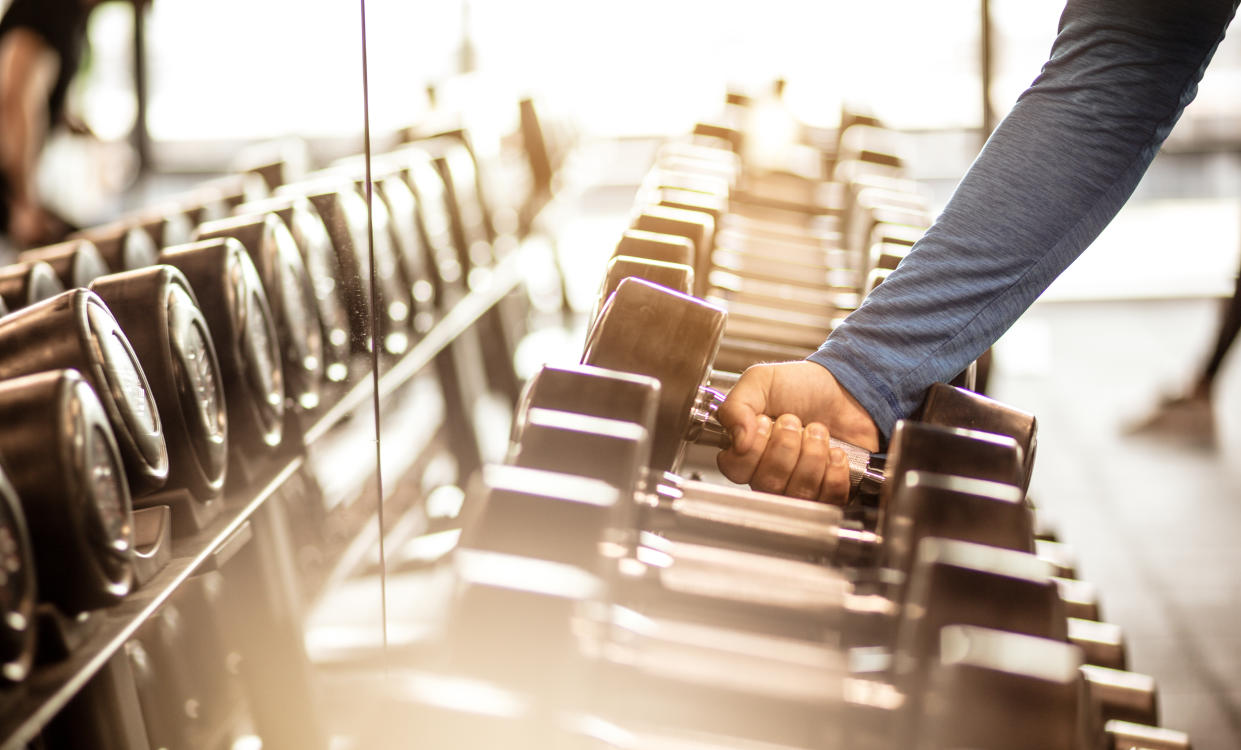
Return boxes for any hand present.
[715,361,880,504]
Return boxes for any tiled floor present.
[991,297,1241,750]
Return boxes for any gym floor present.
[992,297,1241,750]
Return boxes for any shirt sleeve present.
[808,0,1239,438]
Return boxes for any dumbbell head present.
[883,471,1035,580]
[612,229,696,269]
[160,238,285,456]
[894,539,1068,696]
[581,278,725,473]
[0,370,134,613]
[509,407,650,517]
[0,261,62,311]
[72,222,159,273]
[283,182,386,353]
[916,626,1095,750]
[237,195,353,384]
[128,206,194,250]
[373,169,438,330]
[513,362,659,454]
[916,383,1038,490]
[0,289,169,493]
[631,206,715,280]
[879,420,1025,539]
[0,465,36,682]
[448,546,601,691]
[196,213,324,409]
[592,256,694,329]
[19,239,110,289]
[459,465,623,572]
[90,266,228,520]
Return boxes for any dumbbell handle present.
[688,384,885,496]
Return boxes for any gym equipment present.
[0,260,64,311]
[278,180,411,356]
[19,240,111,289]
[71,222,160,273]
[196,213,325,410]
[0,464,36,683]
[90,265,228,534]
[159,238,285,474]
[0,289,169,494]
[0,370,133,613]
[236,195,354,385]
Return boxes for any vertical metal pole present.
[130,0,151,172]
[980,0,995,144]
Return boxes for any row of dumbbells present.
[592,115,934,378]
[382,108,1191,747]
[0,125,523,717]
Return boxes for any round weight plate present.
[581,278,725,472]
[229,249,284,444]
[166,280,228,485]
[84,296,168,477]
[0,468,36,682]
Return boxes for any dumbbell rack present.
[0,218,536,750]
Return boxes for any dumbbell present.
[447,542,1162,749]
[276,179,411,356]
[0,260,61,311]
[371,166,440,335]
[195,213,325,411]
[582,278,1031,494]
[178,173,269,226]
[383,144,466,298]
[122,204,195,250]
[326,157,443,332]
[642,166,846,268]
[0,370,133,614]
[412,132,497,266]
[236,194,354,385]
[0,289,168,493]
[912,625,1186,750]
[70,221,160,273]
[19,239,110,289]
[594,253,840,354]
[159,238,285,477]
[508,397,1131,675]
[90,265,228,535]
[0,464,36,683]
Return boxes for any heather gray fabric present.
[810,0,1239,437]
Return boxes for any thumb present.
[716,367,770,453]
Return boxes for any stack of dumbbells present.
[0,101,566,749]
[396,96,1193,750]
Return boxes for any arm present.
[718,0,1238,498]
[0,27,61,246]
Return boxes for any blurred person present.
[1123,264,1241,446]
[714,0,1239,502]
[0,0,102,249]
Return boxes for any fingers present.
[750,414,804,494]
[716,414,773,484]
[716,366,770,454]
[818,447,852,505]
[783,422,830,500]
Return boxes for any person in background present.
[0,0,99,250]
[1125,264,1241,447]
[714,0,1239,503]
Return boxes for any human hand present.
[715,361,880,504]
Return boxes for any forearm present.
[0,28,58,205]
[811,0,1238,437]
